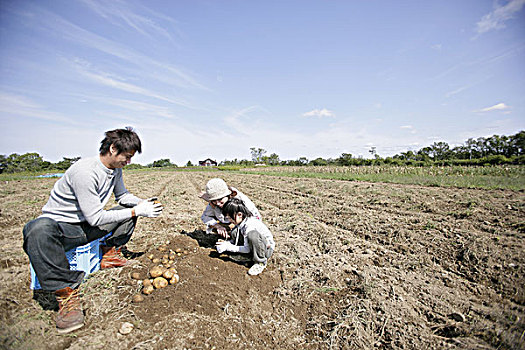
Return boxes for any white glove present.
[216,241,235,254]
[134,200,163,218]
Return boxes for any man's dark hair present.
[99,128,142,155]
[222,197,253,220]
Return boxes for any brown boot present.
[55,287,84,333]
[100,246,131,269]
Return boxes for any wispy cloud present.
[302,108,335,118]
[472,42,525,66]
[79,0,176,41]
[69,59,194,108]
[433,43,524,91]
[20,6,206,91]
[444,73,495,98]
[93,97,180,119]
[445,85,470,98]
[0,92,78,124]
[476,0,525,34]
[223,106,274,136]
[474,102,511,113]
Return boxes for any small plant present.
[424,221,436,230]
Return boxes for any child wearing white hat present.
[199,178,261,238]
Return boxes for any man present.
[23,128,163,333]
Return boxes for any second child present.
[216,198,275,276]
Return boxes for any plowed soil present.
[0,170,523,349]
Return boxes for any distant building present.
[198,158,217,167]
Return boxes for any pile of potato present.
[131,245,182,303]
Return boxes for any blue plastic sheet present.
[36,173,64,178]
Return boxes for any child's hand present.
[214,224,230,239]
[216,241,234,254]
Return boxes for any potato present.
[158,245,167,252]
[130,272,141,280]
[163,269,174,280]
[132,294,144,303]
[170,274,180,285]
[149,266,164,278]
[168,267,177,274]
[142,279,152,287]
[153,277,168,289]
[119,322,134,335]
[163,254,169,260]
[175,248,182,253]
[152,258,161,264]
[142,285,154,295]
[168,252,176,260]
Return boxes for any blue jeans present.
[23,206,137,291]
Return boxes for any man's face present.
[108,148,136,169]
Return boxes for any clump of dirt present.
[0,171,523,349]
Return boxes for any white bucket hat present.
[201,178,232,201]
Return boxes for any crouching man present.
[22,128,163,333]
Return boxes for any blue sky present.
[1,0,524,165]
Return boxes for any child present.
[216,198,275,276]
[199,178,261,238]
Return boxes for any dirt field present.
[0,170,524,349]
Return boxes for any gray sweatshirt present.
[40,156,141,226]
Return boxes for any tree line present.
[0,154,178,174]
[0,154,81,174]
[226,131,525,167]
[1,131,523,174]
